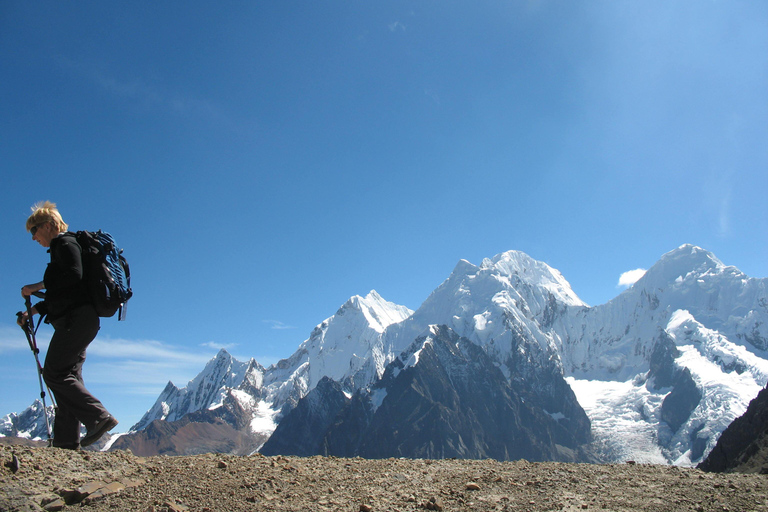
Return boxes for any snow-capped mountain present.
[260,290,413,417]
[558,244,767,378]
[558,245,768,465]
[381,250,590,436]
[0,400,53,441]
[110,291,413,454]
[4,245,765,466]
[130,349,266,432]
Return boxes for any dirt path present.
[2,444,767,511]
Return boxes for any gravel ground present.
[2,444,767,512]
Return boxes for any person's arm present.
[21,281,45,297]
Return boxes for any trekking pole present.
[16,294,55,444]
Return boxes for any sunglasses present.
[30,224,45,237]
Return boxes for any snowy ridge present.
[386,251,583,360]
[261,291,413,414]
[131,349,262,432]
[132,291,412,437]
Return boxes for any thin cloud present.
[96,72,225,121]
[200,341,239,351]
[0,326,28,353]
[87,337,212,365]
[57,57,228,124]
[718,188,731,237]
[617,268,647,289]
[0,324,52,354]
[84,337,217,391]
[263,320,296,330]
[388,21,406,32]
[95,74,162,106]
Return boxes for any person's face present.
[31,222,56,248]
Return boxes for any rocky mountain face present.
[3,245,766,466]
[264,326,592,461]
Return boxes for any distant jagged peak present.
[213,347,233,360]
[189,349,251,390]
[336,290,413,333]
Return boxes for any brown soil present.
[2,444,767,512]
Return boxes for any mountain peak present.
[637,244,732,292]
[338,290,413,334]
[214,348,232,359]
[660,244,725,269]
[484,250,585,307]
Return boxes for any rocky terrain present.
[2,442,768,512]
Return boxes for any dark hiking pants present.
[43,304,109,447]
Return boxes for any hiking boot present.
[80,416,118,447]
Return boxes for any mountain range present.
[3,245,767,466]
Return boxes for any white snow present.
[101,432,126,451]
[249,400,279,435]
[370,387,388,412]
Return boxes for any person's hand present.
[16,311,28,327]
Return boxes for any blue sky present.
[1,1,766,431]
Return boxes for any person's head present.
[26,201,67,247]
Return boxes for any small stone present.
[217,461,228,469]
[4,454,20,473]
[120,477,144,488]
[163,501,189,512]
[423,497,444,511]
[78,481,108,496]
[83,481,126,503]
[466,482,481,491]
[43,498,66,512]
[360,504,374,512]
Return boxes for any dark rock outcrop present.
[264,326,593,462]
[698,384,768,473]
[260,377,349,456]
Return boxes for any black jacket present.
[35,233,91,322]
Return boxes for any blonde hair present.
[26,201,69,233]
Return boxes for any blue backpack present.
[75,230,132,320]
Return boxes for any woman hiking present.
[18,201,118,449]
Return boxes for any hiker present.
[18,201,118,449]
